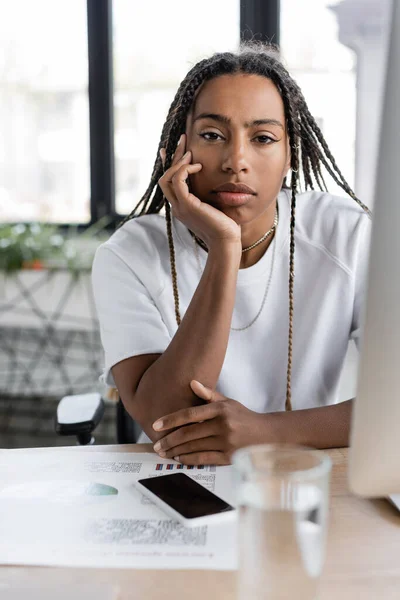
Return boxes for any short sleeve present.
[92,245,171,387]
[350,215,372,351]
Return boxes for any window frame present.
[3,0,279,229]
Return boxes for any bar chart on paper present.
[155,463,216,472]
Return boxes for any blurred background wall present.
[0,0,392,447]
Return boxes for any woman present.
[92,43,371,465]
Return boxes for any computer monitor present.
[348,0,400,499]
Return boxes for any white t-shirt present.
[92,189,371,413]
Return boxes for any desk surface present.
[1,444,400,600]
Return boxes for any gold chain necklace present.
[192,206,278,253]
[242,208,279,253]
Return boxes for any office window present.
[280,0,392,206]
[113,0,240,215]
[280,0,356,198]
[0,0,90,224]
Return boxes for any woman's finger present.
[162,436,224,459]
[190,380,227,402]
[153,402,220,432]
[174,452,230,467]
[170,133,186,166]
[160,133,186,170]
[166,151,194,183]
[161,163,202,212]
[171,159,202,203]
[159,147,166,167]
[158,150,192,202]
[154,421,218,454]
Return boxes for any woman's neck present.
[239,201,277,269]
[239,232,275,268]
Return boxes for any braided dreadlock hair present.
[121,42,371,412]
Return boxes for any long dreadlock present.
[120,43,371,412]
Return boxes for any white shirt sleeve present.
[92,245,171,387]
[350,215,372,351]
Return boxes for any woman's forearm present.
[265,399,353,449]
[131,241,241,437]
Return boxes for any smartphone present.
[135,472,236,527]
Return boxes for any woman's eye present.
[255,135,275,144]
[199,132,223,141]
[198,132,276,144]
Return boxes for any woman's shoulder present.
[291,189,371,270]
[92,214,172,290]
[110,213,167,249]
[99,214,169,263]
[294,189,369,225]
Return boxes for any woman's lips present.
[214,191,254,206]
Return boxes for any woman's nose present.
[221,141,249,174]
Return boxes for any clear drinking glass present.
[232,444,332,600]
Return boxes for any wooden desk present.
[1,444,400,599]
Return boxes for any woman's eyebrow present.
[193,112,284,130]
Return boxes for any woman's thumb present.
[190,380,224,402]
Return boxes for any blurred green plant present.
[0,218,111,273]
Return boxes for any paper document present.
[0,583,119,600]
[0,451,238,570]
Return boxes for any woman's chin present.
[213,203,255,225]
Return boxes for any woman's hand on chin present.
[159,134,241,251]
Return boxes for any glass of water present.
[232,444,332,600]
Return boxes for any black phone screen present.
[137,473,234,519]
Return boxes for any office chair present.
[55,392,142,445]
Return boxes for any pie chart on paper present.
[0,480,119,504]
